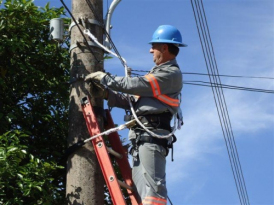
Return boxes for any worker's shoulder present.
[158,63,181,73]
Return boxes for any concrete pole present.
[66,0,105,204]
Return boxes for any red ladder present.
[81,96,139,205]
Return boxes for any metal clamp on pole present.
[69,40,102,53]
[69,18,102,33]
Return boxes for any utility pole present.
[66,0,104,204]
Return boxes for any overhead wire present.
[60,0,100,63]
[191,0,250,205]
[183,72,274,80]
[191,0,244,203]
[193,0,247,204]
[131,69,274,80]
[130,70,274,94]
[60,0,127,67]
[184,81,274,94]
[200,1,250,203]
[84,0,127,68]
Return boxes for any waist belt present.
[127,112,172,131]
[139,135,168,147]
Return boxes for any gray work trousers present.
[132,142,168,205]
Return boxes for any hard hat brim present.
[149,40,187,47]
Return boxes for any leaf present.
[21,149,27,154]
[18,183,23,189]
[35,186,42,191]
[29,154,34,161]
[17,173,23,179]
[7,147,18,152]
[23,189,31,196]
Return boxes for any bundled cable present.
[191,0,250,204]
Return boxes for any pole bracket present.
[69,18,102,32]
[69,40,102,52]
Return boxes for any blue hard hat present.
[149,25,187,47]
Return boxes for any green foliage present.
[0,1,130,204]
[0,131,64,205]
[0,0,70,204]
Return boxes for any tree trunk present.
[66,0,104,204]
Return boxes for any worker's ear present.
[162,44,168,53]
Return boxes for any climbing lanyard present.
[83,116,138,143]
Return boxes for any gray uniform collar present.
[151,59,178,71]
[159,59,178,67]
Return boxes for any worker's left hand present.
[90,81,109,99]
[85,71,107,83]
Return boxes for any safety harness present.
[125,112,178,161]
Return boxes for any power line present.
[84,0,127,68]
[130,71,274,94]
[131,69,274,80]
[184,81,274,94]
[191,1,250,205]
[194,0,249,204]
[60,0,127,68]
[183,72,274,80]
[60,0,101,63]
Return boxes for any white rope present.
[84,29,127,66]
[83,118,137,143]
[84,29,178,139]
[128,97,177,139]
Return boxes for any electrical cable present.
[191,0,250,204]
[200,1,250,203]
[195,1,248,204]
[60,0,101,63]
[131,69,274,80]
[130,71,274,94]
[84,0,127,68]
[183,72,274,80]
[183,81,274,94]
[192,1,245,203]
[196,1,250,204]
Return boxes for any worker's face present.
[150,43,165,65]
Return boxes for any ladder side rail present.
[105,110,140,205]
[81,100,126,205]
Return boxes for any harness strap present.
[138,135,168,149]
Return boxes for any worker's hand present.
[90,81,109,99]
[85,71,106,83]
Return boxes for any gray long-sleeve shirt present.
[101,59,182,116]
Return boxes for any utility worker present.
[85,25,187,205]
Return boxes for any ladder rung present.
[106,147,123,159]
[118,180,133,191]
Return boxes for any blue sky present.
[37,0,273,204]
